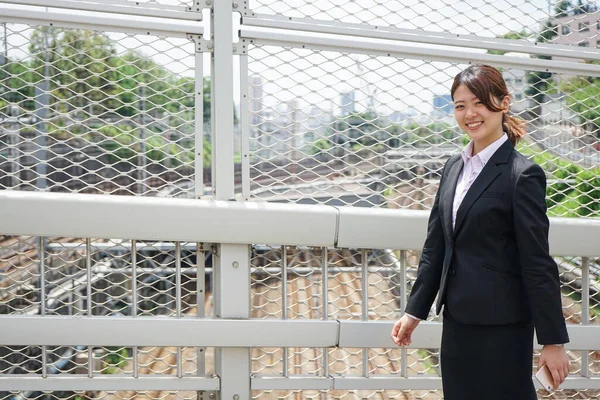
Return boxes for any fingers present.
[547,362,568,390]
[390,320,402,346]
[390,319,412,347]
[548,365,561,390]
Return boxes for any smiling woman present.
[391,64,570,400]
[451,64,527,155]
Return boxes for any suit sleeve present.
[404,160,450,320]
[513,163,569,345]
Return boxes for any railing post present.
[212,0,250,398]
[581,257,590,378]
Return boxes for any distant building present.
[339,91,356,116]
[501,55,535,115]
[551,9,600,51]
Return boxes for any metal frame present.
[0,0,203,20]
[2,375,599,391]
[1,0,600,396]
[239,28,600,77]
[0,376,220,391]
[244,13,600,62]
[0,4,203,37]
[1,190,599,255]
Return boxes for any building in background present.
[339,91,357,116]
[551,7,600,51]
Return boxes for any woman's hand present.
[538,345,570,389]
[391,314,420,347]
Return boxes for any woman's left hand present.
[538,345,570,390]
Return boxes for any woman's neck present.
[471,131,504,156]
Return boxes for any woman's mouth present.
[466,122,483,130]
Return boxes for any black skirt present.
[441,308,537,400]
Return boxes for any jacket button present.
[449,269,456,276]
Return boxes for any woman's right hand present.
[391,314,421,347]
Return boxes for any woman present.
[391,64,570,399]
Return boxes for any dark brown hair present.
[450,64,526,145]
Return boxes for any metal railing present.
[0,191,599,398]
[1,0,600,399]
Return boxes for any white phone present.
[535,364,554,391]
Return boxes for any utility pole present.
[34,26,50,191]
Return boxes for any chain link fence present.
[1,0,600,399]
[0,23,198,196]
[247,45,600,216]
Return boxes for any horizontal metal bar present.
[1,316,598,350]
[332,376,600,390]
[246,14,600,62]
[241,28,600,77]
[251,376,333,390]
[3,375,598,391]
[38,266,400,276]
[1,191,599,254]
[251,375,600,390]
[548,218,600,257]
[0,0,201,20]
[337,208,428,250]
[339,320,442,349]
[0,191,337,247]
[0,376,220,391]
[338,321,600,351]
[333,376,442,390]
[0,316,339,347]
[45,242,202,251]
[0,4,203,37]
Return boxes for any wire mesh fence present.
[1,0,600,398]
[0,235,598,396]
[248,245,600,398]
[0,23,198,196]
[248,0,600,47]
[246,44,600,217]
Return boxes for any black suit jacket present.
[405,140,569,345]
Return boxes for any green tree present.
[0,59,36,112]
[555,1,573,17]
[559,74,600,134]
[29,27,120,116]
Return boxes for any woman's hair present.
[450,64,526,145]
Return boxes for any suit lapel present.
[453,140,513,234]
[442,157,463,243]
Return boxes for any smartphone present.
[535,364,554,391]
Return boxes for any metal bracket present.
[202,0,214,10]
[233,0,255,17]
[210,244,219,257]
[198,391,217,400]
[185,0,206,14]
[188,34,214,53]
[233,38,253,55]
[197,243,213,252]
[186,0,205,13]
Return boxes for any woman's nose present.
[465,107,477,119]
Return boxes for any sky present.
[0,0,582,114]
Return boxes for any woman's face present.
[453,84,508,148]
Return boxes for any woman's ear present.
[502,95,510,113]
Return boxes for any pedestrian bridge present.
[2,0,600,399]
[0,190,599,399]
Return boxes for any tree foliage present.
[0,27,212,167]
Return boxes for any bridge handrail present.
[0,190,599,256]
